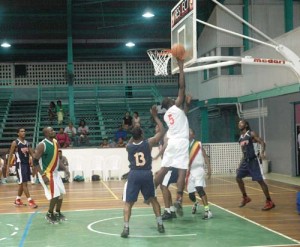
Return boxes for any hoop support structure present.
[184,0,300,80]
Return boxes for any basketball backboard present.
[171,0,197,74]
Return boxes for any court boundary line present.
[2,206,299,246]
[169,185,300,245]
[100,180,119,200]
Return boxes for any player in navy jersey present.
[121,105,165,238]
[236,120,275,211]
[8,128,37,208]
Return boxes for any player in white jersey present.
[186,128,212,219]
[154,58,189,216]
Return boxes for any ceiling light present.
[125,42,135,47]
[142,12,154,18]
[1,42,11,48]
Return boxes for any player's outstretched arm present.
[175,59,186,108]
[184,94,192,114]
[153,134,168,160]
[148,105,165,148]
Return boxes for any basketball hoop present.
[147,49,172,76]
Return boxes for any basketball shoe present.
[14,199,24,206]
[262,200,275,211]
[157,224,165,233]
[55,212,67,221]
[171,211,177,218]
[162,210,173,220]
[239,196,251,207]
[192,202,199,214]
[202,210,213,220]
[28,199,38,209]
[45,212,59,224]
[121,227,129,238]
[174,201,183,217]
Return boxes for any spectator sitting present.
[116,137,126,148]
[56,128,70,148]
[122,111,133,131]
[64,122,77,147]
[56,100,65,125]
[100,138,110,148]
[133,111,141,127]
[78,119,89,146]
[115,125,127,143]
[48,101,56,124]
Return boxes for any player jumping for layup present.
[154,58,189,216]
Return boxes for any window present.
[221,47,242,75]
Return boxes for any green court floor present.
[0,205,299,247]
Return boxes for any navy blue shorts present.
[162,167,178,187]
[16,162,31,183]
[123,169,155,202]
[236,158,263,181]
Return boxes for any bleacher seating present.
[0,100,37,150]
[74,100,101,146]
[0,86,163,149]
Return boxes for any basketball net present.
[147,49,172,76]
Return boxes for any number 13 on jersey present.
[134,152,146,166]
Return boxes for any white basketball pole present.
[196,19,276,49]
[210,0,300,79]
[191,2,300,79]
[211,0,279,46]
[184,61,238,73]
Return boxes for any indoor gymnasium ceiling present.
[0,0,217,63]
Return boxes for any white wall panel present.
[242,27,300,94]
[198,10,218,55]
[216,6,243,47]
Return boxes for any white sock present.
[165,208,171,213]
[170,206,175,212]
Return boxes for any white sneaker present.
[202,210,212,220]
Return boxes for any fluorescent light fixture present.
[1,42,11,48]
[125,42,135,47]
[142,12,154,18]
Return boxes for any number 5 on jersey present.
[168,114,175,125]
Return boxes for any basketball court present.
[1,1,300,247]
[1,176,300,247]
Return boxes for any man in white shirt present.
[154,58,189,216]
[64,122,77,146]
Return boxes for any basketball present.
[171,43,186,60]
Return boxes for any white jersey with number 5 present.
[164,105,189,140]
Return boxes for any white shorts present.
[161,138,189,169]
[186,168,206,193]
[38,171,66,200]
